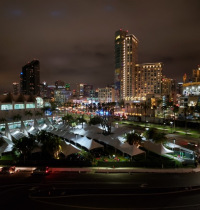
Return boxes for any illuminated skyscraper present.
[114,29,138,102]
[20,60,40,96]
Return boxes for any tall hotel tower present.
[20,60,40,96]
[114,29,138,102]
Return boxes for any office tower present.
[20,60,40,95]
[98,86,115,103]
[192,65,200,82]
[12,82,19,95]
[161,76,176,103]
[54,87,72,105]
[77,83,93,97]
[134,63,163,100]
[55,80,65,88]
[83,85,93,97]
[114,29,138,102]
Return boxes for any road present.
[1,171,200,209]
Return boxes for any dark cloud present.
[0,0,199,93]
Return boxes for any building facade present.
[20,60,40,96]
[133,63,163,100]
[54,87,72,105]
[12,82,20,95]
[98,86,115,103]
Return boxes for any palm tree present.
[13,114,22,121]
[25,110,33,119]
[172,105,179,132]
[35,111,43,117]
[184,105,189,134]
[0,118,6,123]
[162,105,167,123]
[125,103,130,114]
[141,102,149,126]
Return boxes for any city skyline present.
[0,0,200,93]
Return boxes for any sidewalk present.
[92,166,200,173]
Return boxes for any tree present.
[89,116,102,125]
[144,127,167,143]
[125,132,142,146]
[76,115,87,128]
[25,110,33,119]
[36,130,61,159]
[12,135,37,162]
[35,111,43,117]
[0,118,6,123]
[62,114,75,126]
[172,105,179,132]
[118,99,125,109]
[183,105,189,133]
[162,105,167,122]
[13,114,22,121]
[125,103,130,113]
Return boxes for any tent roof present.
[143,141,173,155]
[76,136,104,150]
[60,141,81,156]
[11,131,27,140]
[119,142,145,156]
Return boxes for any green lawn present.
[118,120,200,139]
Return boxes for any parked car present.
[0,166,16,174]
[31,166,51,176]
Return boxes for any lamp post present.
[173,139,176,152]
[170,121,173,133]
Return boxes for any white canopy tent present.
[20,120,29,136]
[75,136,104,151]
[119,142,145,156]
[11,130,27,140]
[143,141,173,155]
[60,141,81,156]
[4,123,12,140]
[0,136,9,155]
[28,126,39,136]
[33,118,39,129]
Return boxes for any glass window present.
[26,103,35,109]
[14,104,25,109]
[1,104,13,110]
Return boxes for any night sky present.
[0,0,200,93]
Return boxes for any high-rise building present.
[77,83,93,97]
[55,80,65,88]
[12,82,19,95]
[98,86,115,103]
[161,76,176,103]
[114,29,138,102]
[192,65,200,82]
[134,63,163,100]
[20,60,40,96]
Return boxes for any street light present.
[170,121,173,133]
[173,139,176,152]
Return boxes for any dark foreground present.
[1,171,200,209]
